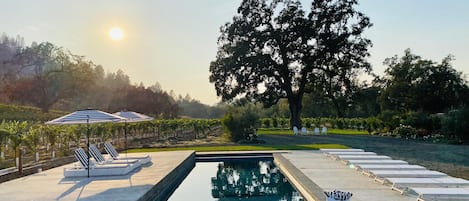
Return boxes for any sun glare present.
[109,27,124,41]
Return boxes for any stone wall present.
[0,156,75,183]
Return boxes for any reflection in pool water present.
[168,159,303,201]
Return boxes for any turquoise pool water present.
[167,159,304,201]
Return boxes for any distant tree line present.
[316,49,468,118]
[0,33,179,117]
[175,94,225,119]
[254,49,469,119]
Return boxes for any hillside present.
[0,104,65,122]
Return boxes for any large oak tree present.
[210,0,372,128]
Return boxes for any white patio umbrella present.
[113,111,154,155]
[45,109,126,177]
[113,111,154,122]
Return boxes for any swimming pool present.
[167,159,304,201]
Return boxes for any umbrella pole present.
[87,117,90,178]
[124,121,128,158]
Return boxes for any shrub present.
[328,119,336,128]
[400,111,440,132]
[222,106,260,142]
[272,117,278,128]
[393,125,418,139]
[365,117,382,134]
[441,107,469,142]
[379,110,400,131]
[336,119,344,129]
[303,118,312,128]
[279,118,289,128]
[262,118,271,128]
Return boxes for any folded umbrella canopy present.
[45,109,126,177]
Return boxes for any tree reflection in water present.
[211,160,304,201]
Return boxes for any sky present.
[1,0,468,105]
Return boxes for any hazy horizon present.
[2,0,468,105]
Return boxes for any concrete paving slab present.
[277,151,416,201]
[0,151,194,201]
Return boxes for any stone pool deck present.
[0,151,195,201]
[0,150,417,201]
[275,150,415,201]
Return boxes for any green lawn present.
[257,128,292,135]
[327,128,368,135]
[128,143,348,153]
[257,128,368,135]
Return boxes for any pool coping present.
[138,152,196,201]
[274,152,324,201]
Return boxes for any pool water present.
[167,159,304,201]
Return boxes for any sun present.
[109,27,124,41]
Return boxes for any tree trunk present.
[288,96,303,129]
[331,96,345,118]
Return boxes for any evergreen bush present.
[222,106,260,142]
[441,107,469,142]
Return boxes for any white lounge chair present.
[358,164,425,171]
[293,126,299,135]
[346,160,408,165]
[320,149,365,157]
[411,187,469,201]
[336,155,391,161]
[104,142,151,165]
[359,165,426,176]
[89,144,139,164]
[64,148,140,177]
[326,152,377,160]
[301,127,308,135]
[370,170,447,183]
[313,127,320,135]
[387,177,469,194]
[321,126,327,135]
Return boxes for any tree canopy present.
[8,42,95,112]
[210,0,372,127]
[378,49,469,113]
[0,34,179,117]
